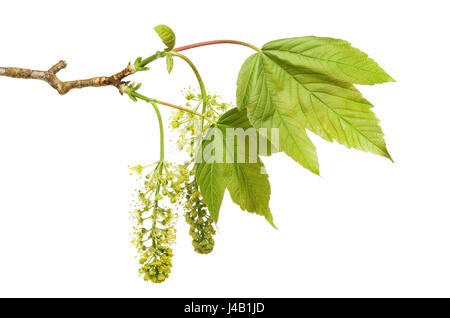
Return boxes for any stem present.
[153,99,205,119]
[171,52,207,104]
[139,51,165,68]
[174,40,260,52]
[151,160,164,249]
[147,102,165,248]
[148,103,165,248]
[129,91,204,118]
[151,102,164,162]
[171,52,208,128]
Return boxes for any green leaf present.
[237,53,320,174]
[195,126,231,223]
[195,109,275,225]
[217,107,278,156]
[154,24,176,50]
[262,37,394,85]
[195,161,229,223]
[166,55,174,73]
[236,39,392,167]
[227,158,274,227]
[217,108,274,225]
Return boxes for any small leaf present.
[166,55,174,73]
[154,24,176,51]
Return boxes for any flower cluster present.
[131,161,188,283]
[169,89,231,254]
[131,90,230,282]
[183,181,216,254]
[170,88,231,155]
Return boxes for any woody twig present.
[0,60,134,95]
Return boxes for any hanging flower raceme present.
[131,160,187,283]
[184,181,216,254]
[168,90,231,254]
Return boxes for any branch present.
[0,58,205,118]
[0,60,134,95]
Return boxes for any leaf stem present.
[174,40,260,52]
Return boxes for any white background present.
[0,0,449,297]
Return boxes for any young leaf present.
[166,55,174,73]
[237,54,320,175]
[154,24,176,51]
[262,37,394,85]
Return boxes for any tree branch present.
[0,59,206,118]
[0,60,134,95]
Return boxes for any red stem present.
[174,40,259,52]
